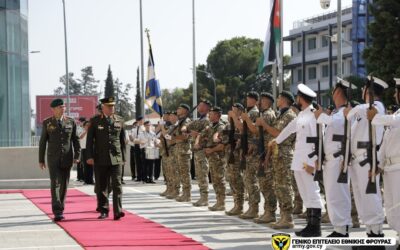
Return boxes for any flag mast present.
[279,0,284,93]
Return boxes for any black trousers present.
[144,159,155,182]
[154,158,161,180]
[82,149,94,184]
[96,164,122,215]
[135,145,144,181]
[48,164,70,216]
[129,146,136,179]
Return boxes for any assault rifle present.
[257,105,267,177]
[240,110,249,171]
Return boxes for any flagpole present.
[140,0,145,116]
[192,0,197,119]
[279,0,284,93]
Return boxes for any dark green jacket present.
[39,116,81,168]
[86,113,126,166]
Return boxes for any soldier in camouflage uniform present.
[187,100,211,206]
[261,91,297,229]
[233,91,260,219]
[171,104,192,202]
[158,111,171,196]
[225,103,246,215]
[39,98,80,222]
[201,106,227,211]
[253,92,277,224]
[165,111,181,199]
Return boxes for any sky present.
[28,0,352,111]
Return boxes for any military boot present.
[225,204,243,216]
[295,208,321,237]
[193,194,208,207]
[239,205,259,219]
[159,187,169,197]
[166,189,179,199]
[253,210,276,224]
[176,191,191,202]
[293,202,303,215]
[209,195,225,211]
[270,212,294,229]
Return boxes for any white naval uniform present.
[373,109,400,235]
[346,101,385,234]
[276,104,323,209]
[318,107,352,233]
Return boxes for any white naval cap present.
[367,75,389,89]
[297,83,317,98]
[394,78,400,87]
[336,77,357,89]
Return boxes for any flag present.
[258,0,281,73]
[145,45,163,115]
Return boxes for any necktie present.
[57,119,62,129]
[106,116,113,125]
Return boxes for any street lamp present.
[195,69,217,106]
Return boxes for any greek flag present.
[145,46,163,115]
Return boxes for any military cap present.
[163,110,171,115]
[136,116,144,121]
[247,91,259,101]
[260,92,275,103]
[200,99,212,106]
[50,98,64,108]
[327,104,335,111]
[297,83,316,98]
[170,111,178,116]
[394,78,400,87]
[100,96,116,105]
[367,75,388,89]
[233,103,245,111]
[209,106,222,114]
[144,120,151,125]
[336,77,357,89]
[178,103,190,111]
[279,90,295,104]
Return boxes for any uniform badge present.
[271,233,291,250]
[47,124,56,132]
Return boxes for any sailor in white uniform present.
[270,83,323,237]
[344,76,387,245]
[368,78,400,250]
[315,77,355,237]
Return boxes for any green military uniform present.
[255,106,278,224]
[39,112,80,218]
[187,114,210,206]
[86,108,126,218]
[201,114,226,211]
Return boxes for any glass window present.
[308,67,317,80]
[0,11,6,51]
[0,0,5,9]
[297,69,302,82]
[321,36,329,48]
[308,37,316,50]
[297,40,302,53]
[322,65,329,78]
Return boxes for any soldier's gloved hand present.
[303,163,315,176]
[87,158,94,165]
[367,106,378,121]
[39,162,46,170]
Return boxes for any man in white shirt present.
[139,121,159,183]
[129,116,145,181]
[270,83,323,237]
[368,78,400,250]
[127,121,138,181]
[344,76,387,246]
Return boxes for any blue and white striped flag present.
[145,46,163,115]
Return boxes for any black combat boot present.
[295,208,311,236]
[295,208,321,237]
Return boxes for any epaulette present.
[43,116,53,122]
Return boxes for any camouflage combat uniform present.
[187,115,210,206]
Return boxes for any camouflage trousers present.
[243,150,260,207]
[271,152,294,213]
[226,152,244,205]
[194,150,209,196]
[162,151,179,192]
[258,157,277,214]
[174,143,192,194]
[207,152,226,199]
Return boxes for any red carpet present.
[21,189,209,250]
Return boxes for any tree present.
[363,0,400,105]
[135,67,142,118]
[54,72,80,95]
[78,66,99,95]
[104,65,114,98]
[114,78,134,120]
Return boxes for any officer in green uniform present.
[39,98,80,222]
[86,97,126,220]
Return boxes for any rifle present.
[357,77,378,194]
[334,79,352,183]
[257,105,267,177]
[240,110,249,171]
[228,116,236,164]
[306,80,324,181]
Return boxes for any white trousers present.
[294,170,323,209]
[323,158,352,227]
[349,160,385,227]
[383,169,400,233]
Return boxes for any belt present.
[385,156,400,166]
[324,154,340,161]
[351,152,367,163]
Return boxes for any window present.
[297,40,302,53]
[297,69,303,82]
[308,37,316,50]
[308,67,317,80]
[321,36,329,47]
[322,65,329,78]
[334,63,337,76]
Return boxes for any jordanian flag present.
[258,0,281,73]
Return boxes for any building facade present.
[0,0,30,146]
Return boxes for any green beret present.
[209,106,222,114]
[260,92,275,103]
[100,96,116,105]
[247,91,259,101]
[279,90,295,104]
[50,98,64,108]
[179,103,190,111]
